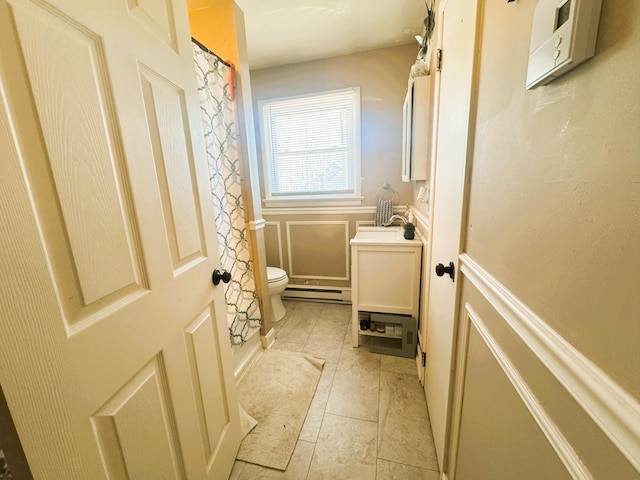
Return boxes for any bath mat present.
[238,403,257,439]
[236,349,325,470]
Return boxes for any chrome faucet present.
[383,214,408,227]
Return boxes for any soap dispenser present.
[405,204,414,224]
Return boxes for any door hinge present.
[421,352,426,367]
[436,49,443,72]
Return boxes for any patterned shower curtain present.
[193,44,262,345]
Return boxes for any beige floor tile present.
[325,347,381,421]
[343,322,355,346]
[235,302,439,480]
[423,470,440,480]
[272,340,306,353]
[320,304,351,324]
[307,413,377,480]
[302,335,343,363]
[276,315,317,344]
[229,460,246,480]
[290,300,325,320]
[376,459,439,480]
[299,363,337,442]
[378,371,438,470]
[237,440,315,479]
[311,319,349,340]
[310,320,349,346]
[380,355,418,376]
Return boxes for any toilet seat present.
[267,266,287,283]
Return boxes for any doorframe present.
[424,0,485,477]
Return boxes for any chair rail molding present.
[459,253,640,472]
[249,218,266,230]
[263,205,405,216]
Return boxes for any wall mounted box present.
[526,0,602,89]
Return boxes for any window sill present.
[263,196,364,209]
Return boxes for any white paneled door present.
[0,0,240,478]
[424,0,479,471]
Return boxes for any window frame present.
[258,87,362,208]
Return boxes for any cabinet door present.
[411,75,431,181]
[354,246,422,316]
[401,75,431,182]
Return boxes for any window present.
[260,88,361,206]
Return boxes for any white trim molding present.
[249,218,266,230]
[411,205,430,237]
[465,304,594,479]
[232,333,263,383]
[263,205,405,216]
[445,298,472,480]
[355,220,375,229]
[459,253,640,472]
[260,328,276,350]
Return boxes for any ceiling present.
[234,0,426,70]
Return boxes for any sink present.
[350,226,421,245]
[355,229,403,240]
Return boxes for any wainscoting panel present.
[286,221,350,281]
[262,207,405,291]
[264,221,283,269]
[453,316,575,480]
[448,254,640,479]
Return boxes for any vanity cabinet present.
[350,228,422,349]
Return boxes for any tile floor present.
[230,300,440,480]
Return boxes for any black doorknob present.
[435,262,455,282]
[212,269,231,285]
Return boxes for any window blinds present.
[261,89,358,197]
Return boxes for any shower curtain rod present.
[192,37,232,68]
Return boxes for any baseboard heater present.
[282,284,352,303]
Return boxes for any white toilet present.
[267,266,288,322]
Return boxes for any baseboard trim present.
[460,253,640,472]
[466,305,593,479]
[260,328,276,350]
[232,334,263,384]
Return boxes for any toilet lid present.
[267,267,287,282]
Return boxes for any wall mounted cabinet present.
[402,74,431,182]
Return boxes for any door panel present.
[0,0,240,478]
[424,0,479,469]
[12,0,149,325]
[92,355,187,480]
[184,306,233,460]
[126,0,179,51]
[139,66,207,270]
